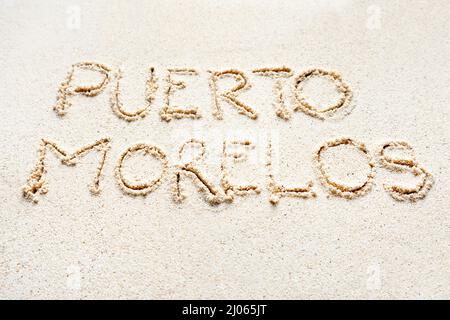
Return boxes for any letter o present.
[314,137,375,199]
[115,144,168,196]
[294,68,352,119]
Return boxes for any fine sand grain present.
[0,0,449,299]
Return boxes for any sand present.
[0,0,449,299]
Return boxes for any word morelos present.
[22,62,434,204]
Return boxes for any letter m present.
[22,138,111,203]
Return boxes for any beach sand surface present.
[0,0,449,299]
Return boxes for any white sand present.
[0,0,449,299]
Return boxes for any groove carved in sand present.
[314,137,375,199]
[293,68,352,119]
[253,67,293,120]
[115,144,168,196]
[209,69,257,120]
[172,139,223,205]
[266,140,316,205]
[378,141,433,201]
[110,67,158,121]
[53,62,112,116]
[27,63,437,205]
[221,140,261,202]
[160,68,201,121]
[22,138,111,203]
